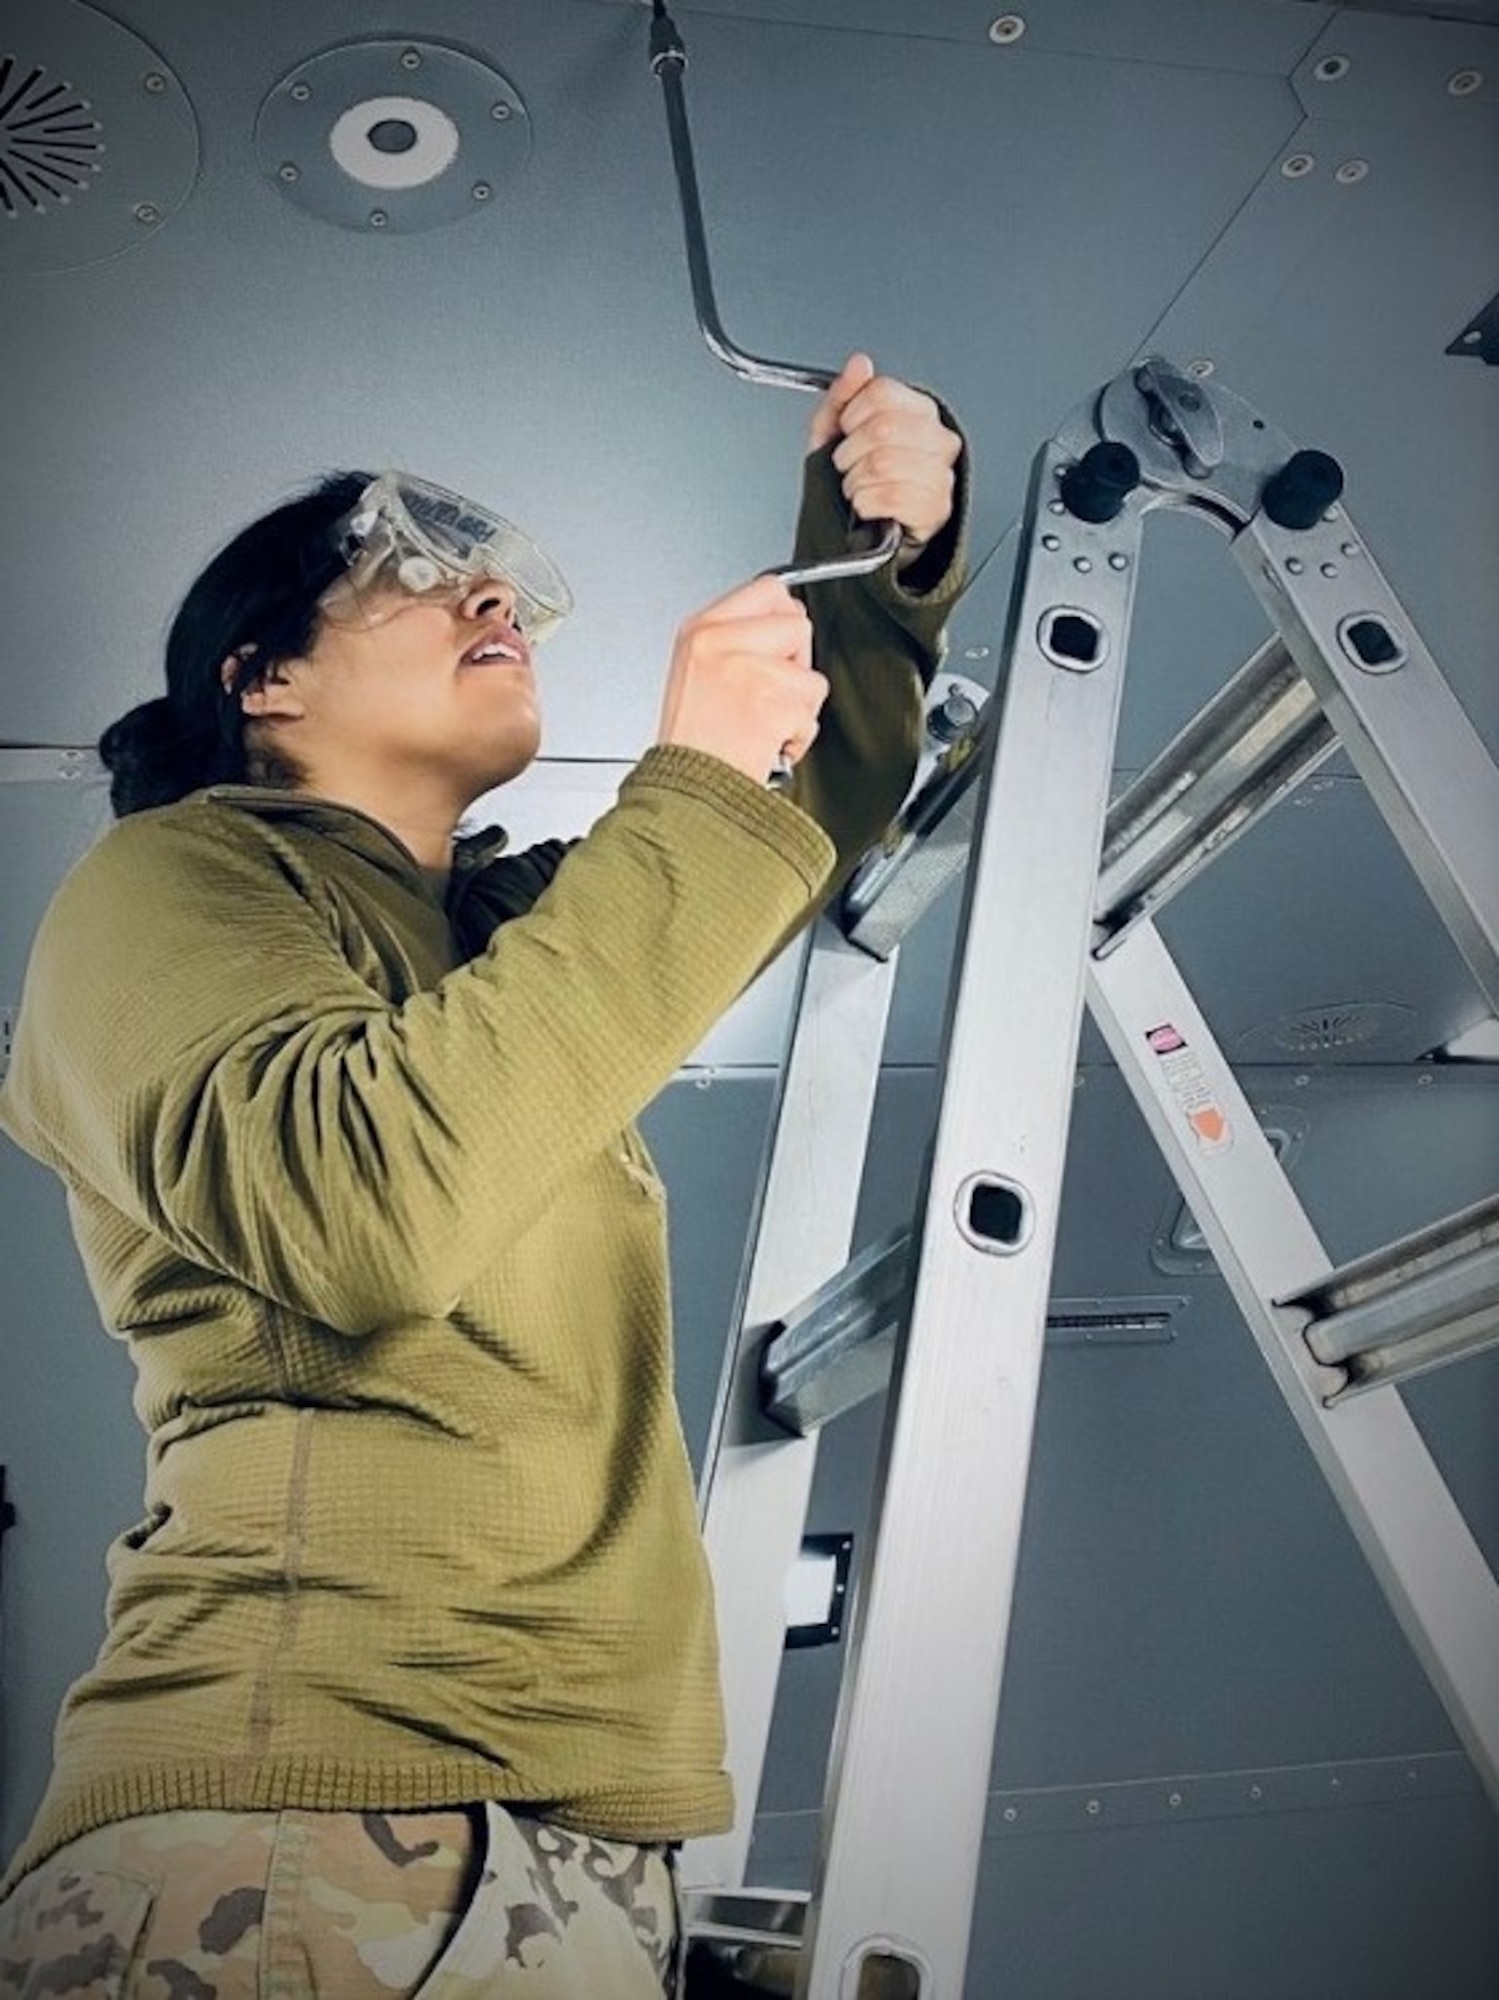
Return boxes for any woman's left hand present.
[808,352,963,561]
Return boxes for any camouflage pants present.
[0,1802,683,1998]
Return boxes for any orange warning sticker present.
[1146,1023,1233,1154]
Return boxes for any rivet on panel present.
[1335,159,1368,185]
[473,182,493,201]
[369,208,390,228]
[492,101,513,120]
[1281,153,1316,178]
[1108,552,1130,571]
[988,15,1027,45]
[1285,557,1304,575]
[290,82,312,102]
[1042,533,1061,551]
[279,162,300,183]
[401,48,423,70]
[1313,54,1350,82]
[1186,356,1215,378]
[133,202,161,224]
[143,71,167,93]
[1448,69,1484,96]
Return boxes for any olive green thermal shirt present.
[0,439,967,1894]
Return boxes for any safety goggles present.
[322,472,574,642]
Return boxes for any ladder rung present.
[761,1227,1182,1433]
[838,719,988,959]
[1094,638,1337,952]
[681,1889,806,1996]
[1292,1195,1499,1394]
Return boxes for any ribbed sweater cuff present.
[624,744,836,892]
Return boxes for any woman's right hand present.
[655,575,829,785]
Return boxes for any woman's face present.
[268,573,545,801]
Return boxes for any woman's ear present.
[222,647,306,719]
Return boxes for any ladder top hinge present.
[1134,356,1225,478]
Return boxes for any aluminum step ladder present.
[679,358,1499,2000]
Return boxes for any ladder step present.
[762,1229,1181,1433]
[839,713,988,959]
[1291,1194,1499,1399]
[1094,638,1337,952]
[681,1890,805,1997]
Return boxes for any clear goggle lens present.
[322,473,573,642]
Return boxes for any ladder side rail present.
[683,923,900,1894]
[1087,919,1499,1812]
[1234,510,1499,1010]
[797,443,1145,1998]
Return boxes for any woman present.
[0,356,966,1997]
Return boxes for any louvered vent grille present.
[0,52,103,216]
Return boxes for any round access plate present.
[256,39,532,235]
[0,0,198,274]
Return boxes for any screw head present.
[988,15,1026,45]
[1186,356,1215,378]
[143,70,167,94]
[369,208,389,229]
[1108,552,1130,570]
[1042,533,1061,551]
[1448,68,1484,96]
[133,201,161,224]
[491,101,513,120]
[1335,158,1369,185]
[278,162,300,182]
[1313,54,1350,83]
[472,182,493,201]
[1286,557,1304,574]
[400,47,423,70]
[1281,152,1316,178]
[290,81,312,102]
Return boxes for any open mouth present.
[460,630,530,670]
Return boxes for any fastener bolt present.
[401,48,423,70]
[1108,552,1130,571]
[134,201,160,224]
[279,162,300,182]
[1448,68,1484,96]
[290,82,312,102]
[492,101,513,120]
[143,71,167,93]
[1281,153,1316,178]
[1335,159,1369,185]
[1186,356,1215,378]
[1285,557,1304,574]
[1313,55,1350,82]
[473,182,493,201]
[1320,562,1339,578]
[1042,533,1061,551]
[369,208,389,228]
[989,15,1026,44]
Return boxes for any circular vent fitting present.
[0,1,198,274]
[1236,1001,1416,1059]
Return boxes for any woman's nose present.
[462,577,520,625]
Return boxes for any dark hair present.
[98,469,375,817]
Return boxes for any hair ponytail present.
[97,469,372,817]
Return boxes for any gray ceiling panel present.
[3,0,1314,759]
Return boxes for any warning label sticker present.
[1146,1023,1233,1153]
